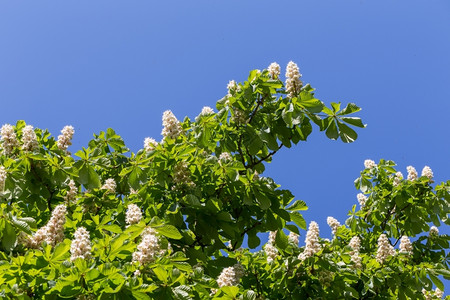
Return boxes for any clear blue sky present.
[1,0,449,292]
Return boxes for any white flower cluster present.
[64,180,77,203]
[393,171,403,187]
[70,227,92,261]
[406,166,418,181]
[161,110,183,140]
[125,203,142,226]
[101,178,116,193]
[143,137,158,152]
[429,226,439,237]
[217,263,245,288]
[268,231,277,244]
[232,108,247,125]
[422,288,444,300]
[357,193,367,208]
[298,221,321,261]
[376,234,395,264]
[364,159,376,169]
[349,236,362,269]
[219,152,232,162]
[288,231,299,246]
[0,166,6,190]
[399,236,413,255]
[28,205,67,248]
[317,270,334,287]
[264,243,278,263]
[268,62,281,79]
[57,125,74,152]
[132,228,162,265]
[227,80,240,94]
[1,124,19,155]
[195,106,215,122]
[22,125,39,151]
[421,166,433,180]
[285,61,302,98]
[172,161,195,189]
[327,216,340,235]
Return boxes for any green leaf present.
[287,200,308,211]
[325,119,338,140]
[253,189,271,210]
[243,290,256,300]
[429,273,444,291]
[2,222,16,251]
[155,225,182,240]
[290,212,306,230]
[101,224,122,234]
[338,103,361,115]
[51,240,70,261]
[275,230,289,250]
[340,117,366,128]
[337,121,358,143]
[247,231,260,249]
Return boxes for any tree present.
[0,62,448,299]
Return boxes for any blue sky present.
[1,0,449,292]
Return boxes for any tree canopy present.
[0,62,448,299]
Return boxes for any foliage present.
[0,64,448,299]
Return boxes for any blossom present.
[349,236,362,269]
[285,61,302,98]
[219,152,232,162]
[393,171,403,186]
[172,161,195,189]
[196,106,215,121]
[268,231,277,244]
[227,80,240,94]
[268,62,281,79]
[161,110,183,140]
[21,125,39,151]
[0,166,6,190]
[126,203,142,226]
[298,221,321,260]
[28,205,67,248]
[399,236,412,254]
[232,108,247,125]
[288,232,299,246]
[217,264,245,288]
[357,193,367,208]
[421,166,433,180]
[327,216,340,235]
[143,137,158,152]
[101,178,116,193]
[264,243,278,263]
[364,159,376,169]
[422,288,444,300]
[376,234,395,264]
[429,226,439,237]
[57,125,74,152]
[1,124,19,155]
[64,180,77,203]
[132,228,162,265]
[70,227,92,261]
[406,166,418,181]
[434,288,443,299]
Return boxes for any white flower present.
[376,234,395,264]
[22,125,39,151]
[421,166,433,180]
[126,204,142,226]
[143,137,158,152]
[264,243,278,263]
[172,161,195,189]
[285,61,302,98]
[134,269,141,277]
[64,180,77,203]
[1,124,19,155]
[327,216,340,235]
[217,264,245,288]
[268,62,281,79]
[357,193,367,208]
[57,125,74,153]
[70,227,92,261]
[406,166,418,181]
[0,166,6,191]
[364,159,376,169]
[232,108,247,125]
[429,226,439,237]
[423,288,444,300]
[161,110,183,140]
[268,231,277,245]
[349,236,362,269]
[227,80,240,94]
[219,152,232,162]
[101,178,116,193]
[28,205,67,248]
[132,228,162,265]
[399,236,412,254]
[298,221,321,260]
[434,288,443,299]
[288,232,299,246]
[196,106,215,121]
[393,171,403,186]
